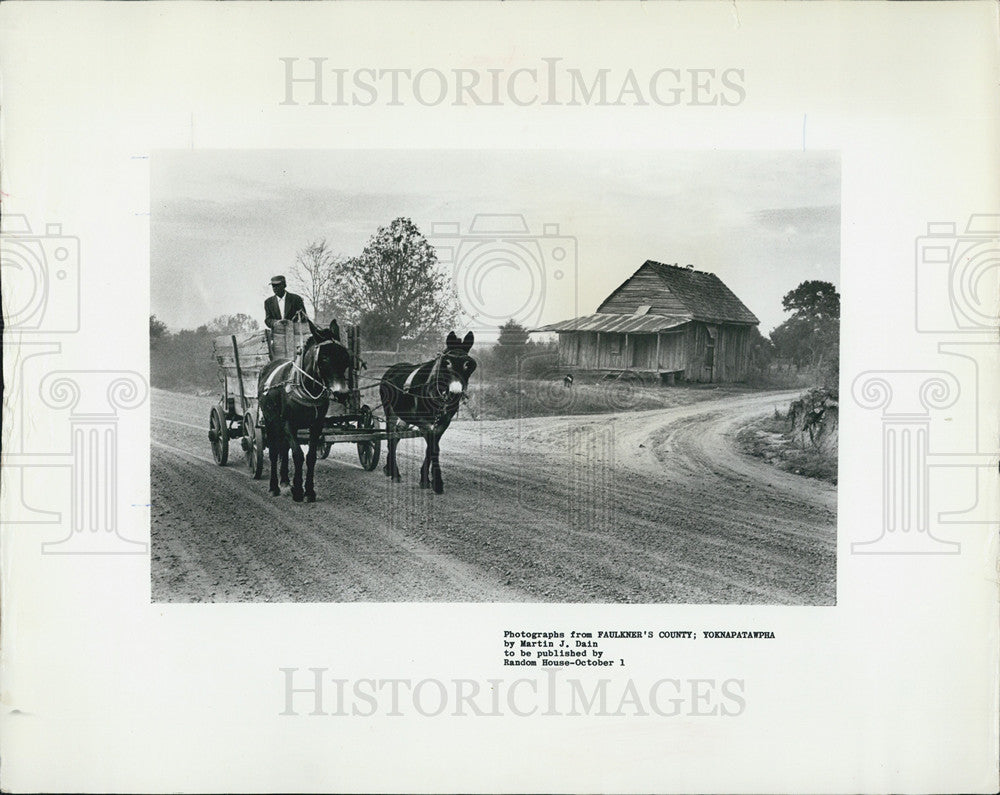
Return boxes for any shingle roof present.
[598,260,759,325]
[534,312,691,334]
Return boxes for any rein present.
[289,361,327,401]
[264,340,338,404]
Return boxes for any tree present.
[334,217,458,350]
[209,314,259,335]
[493,319,531,372]
[781,280,840,321]
[747,326,774,371]
[150,322,220,392]
[498,319,530,348]
[770,280,840,374]
[770,315,814,368]
[290,238,346,320]
[149,315,168,340]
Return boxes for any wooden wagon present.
[207,320,422,477]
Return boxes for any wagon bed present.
[206,321,424,478]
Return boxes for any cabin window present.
[613,335,625,356]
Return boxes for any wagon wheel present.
[243,412,264,479]
[356,405,381,471]
[318,441,333,460]
[208,405,229,466]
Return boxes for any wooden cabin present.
[535,260,760,383]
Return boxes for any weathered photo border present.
[1,3,997,793]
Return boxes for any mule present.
[257,321,351,502]
[379,331,476,494]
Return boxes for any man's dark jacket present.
[264,292,308,329]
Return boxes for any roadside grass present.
[464,379,765,420]
[153,337,813,419]
[736,408,838,485]
[153,342,792,419]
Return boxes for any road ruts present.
[151,388,835,604]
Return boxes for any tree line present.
[151,228,838,393]
[767,279,840,386]
[150,217,459,391]
[152,216,457,351]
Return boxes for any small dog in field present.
[563,374,574,388]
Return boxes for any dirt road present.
[151,389,835,604]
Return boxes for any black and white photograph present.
[150,149,840,604]
[4,3,997,792]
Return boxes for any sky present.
[151,149,839,340]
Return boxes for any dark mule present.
[379,331,476,494]
[257,321,351,502]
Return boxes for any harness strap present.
[260,352,328,406]
[403,355,443,394]
[403,366,420,393]
[289,360,326,400]
[292,339,340,400]
[261,361,291,393]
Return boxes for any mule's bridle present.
[289,360,328,401]
[406,351,469,424]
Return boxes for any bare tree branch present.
[290,238,347,320]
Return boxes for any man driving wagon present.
[264,274,341,346]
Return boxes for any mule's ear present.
[461,331,475,352]
[446,331,460,350]
[307,319,321,338]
